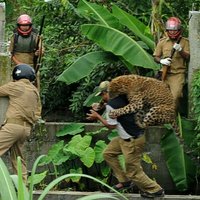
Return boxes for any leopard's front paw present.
[109,110,118,119]
[135,120,147,129]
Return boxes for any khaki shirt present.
[0,79,41,125]
[153,37,190,74]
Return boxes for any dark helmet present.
[17,14,32,36]
[12,64,36,82]
[166,17,182,39]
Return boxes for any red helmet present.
[17,14,32,36]
[166,17,182,39]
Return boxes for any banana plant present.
[161,117,198,191]
[57,0,159,85]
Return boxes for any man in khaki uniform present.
[153,17,190,112]
[87,81,164,198]
[0,64,41,183]
[9,14,44,90]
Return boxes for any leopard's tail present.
[171,120,180,137]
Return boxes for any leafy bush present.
[0,156,128,200]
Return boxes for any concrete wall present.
[23,123,176,193]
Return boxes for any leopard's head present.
[108,78,125,99]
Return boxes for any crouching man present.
[0,64,41,184]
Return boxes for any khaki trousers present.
[103,136,162,193]
[0,123,31,183]
[164,73,185,110]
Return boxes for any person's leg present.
[0,124,31,183]
[103,137,129,183]
[121,135,163,193]
[0,124,18,156]
[10,125,31,184]
[165,73,185,111]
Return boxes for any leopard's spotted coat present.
[108,74,178,133]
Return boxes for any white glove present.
[160,57,172,66]
[173,43,182,52]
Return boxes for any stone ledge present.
[33,191,200,200]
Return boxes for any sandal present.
[112,181,133,191]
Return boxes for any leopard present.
[108,74,179,135]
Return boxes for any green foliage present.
[0,157,18,200]
[58,1,158,86]
[0,156,128,200]
[191,71,200,130]
[40,123,162,191]
[191,70,200,158]
[161,118,198,191]
[4,0,195,119]
[39,124,112,190]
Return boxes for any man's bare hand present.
[86,109,100,121]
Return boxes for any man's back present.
[0,79,41,124]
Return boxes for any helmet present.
[166,17,182,39]
[12,64,36,82]
[17,14,32,36]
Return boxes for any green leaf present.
[10,174,29,200]
[45,140,65,162]
[0,158,17,200]
[101,163,111,177]
[53,154,70,165]
[57,51,112,84]
[80,147,95,167]
[65,135,92,156]
[112,4,155,50]
[161,118,198,191]
[161,131,187,190]
[107,129,118,141]
[69,168,83,182]
[29,155,47,200]
[142,153,153,164]
[77,0,119,28]
[94,140,107,163]
[17,157,25,200]
[28,171,47,185]
[81,24,158,69]
[38,173,128,200]
[56,123,85,137]
[83,92,101,107]
[77,193,119,200]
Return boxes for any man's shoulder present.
[158,36,168,43]
[108,95,128,109]
[181,37,189,42]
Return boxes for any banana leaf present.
[77,0,120,28]
[81,24,159,70]
[111,4,155,50]
[57,51,112,84]
[161,118,197,191]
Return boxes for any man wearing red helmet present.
[153,17,190,112]
[9,14,44,90]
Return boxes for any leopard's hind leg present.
[141,105,176,127]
